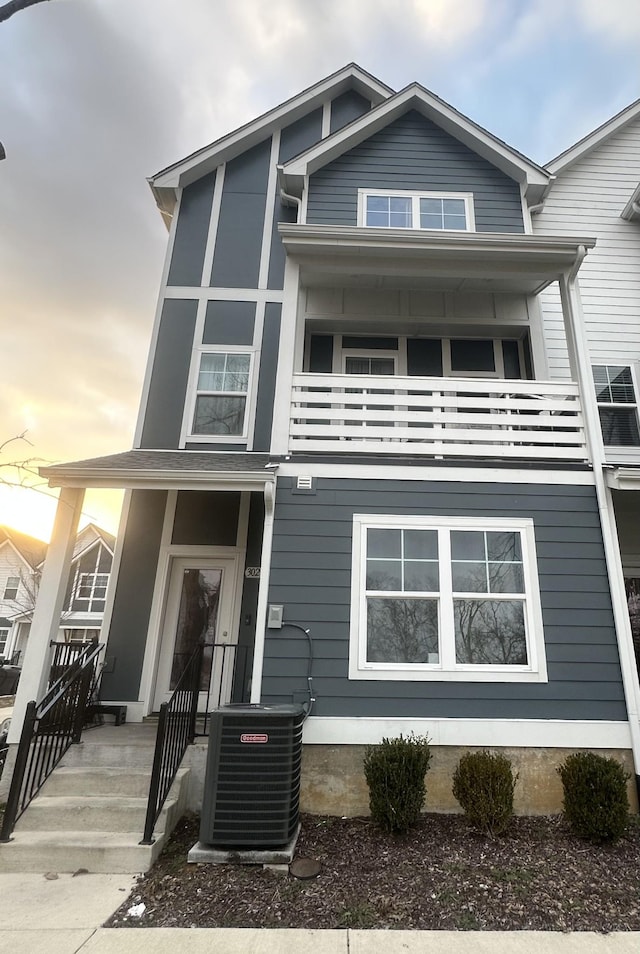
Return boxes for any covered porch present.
[7,451,277,748]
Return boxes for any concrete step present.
[14,794,175,833]
[0,828,169,874]
[42,765,188,798]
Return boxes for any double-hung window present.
[592,365,640,447]
[0,628,9,659]
[350,514,546,682]
[191,352,252,438]
[3,577,19,600]
[359,189,474,232]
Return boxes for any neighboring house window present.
[0,628,9,658]
[349,514,546,682]
[191,352,252,437]
[359,190,474,232]
[76,573,109,606]
[593,365,640,446]
[3,577,19,600]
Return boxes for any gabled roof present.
[547,97,640,175]
[149,64,392,220]
[279,83,552,206]
[72,524,116,562]
[0,526,47,570]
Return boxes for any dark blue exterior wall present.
[261,477,624,721]
[101,490,167,701]
[167,172,216,287]
[140,299,198,449]
[307,110,525,232]
[211,139,271,288]
[330,90,372,134]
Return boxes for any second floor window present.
[359,190,473,232]
[192,352,251,437]
[593,365,640,446]
[3,577,19,600]
[76,572,109,604]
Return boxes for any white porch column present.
[8,486,85,743]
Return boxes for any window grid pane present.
[360,522,533,673]
[593,365,640,446]
[365,193,469,232]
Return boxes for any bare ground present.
[106,812,640,932]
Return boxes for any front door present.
[153,557,239,712]
[624,576,640,683]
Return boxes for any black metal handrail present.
[140,642,203,845]
[0,641,104,842]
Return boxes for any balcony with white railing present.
[289,373,588,461]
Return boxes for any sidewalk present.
[1,872,639,954]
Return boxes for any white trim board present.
[276,462,596,486]
[163,288,284,303]
[302,716,633,749]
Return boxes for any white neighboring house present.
[0,523,114,666]
[533,97,640,682]
[0,527,47,665]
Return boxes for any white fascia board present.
[279,224,596,266]
[149,64,392,198]
[606,467,640,491]
[281,84,551,203]
[0,538,38,571]
[621,182,640,221]
[547,97,640,175]
[42,469,276,492]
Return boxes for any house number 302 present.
[245,567,261,579]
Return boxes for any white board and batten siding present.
[534,115,640,379]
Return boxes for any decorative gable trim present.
[280,83,551,206]
[547,97,640,175]
[149,64,392,216]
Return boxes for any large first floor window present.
[191,351,252,438]
[349,514,546,682]
[593,365,640,447]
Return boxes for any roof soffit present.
[280,84,551,204]
[149,64,392,202]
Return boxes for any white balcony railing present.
[290,373,588,461]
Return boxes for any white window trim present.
[0,627,9,657]
[75,572,109,606]
[357,189,476,232]
[3,577,19,600]
[185,347,256,444]
[349,513,547,683]
[593,362,640,449]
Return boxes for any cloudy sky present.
[0,0,638,541]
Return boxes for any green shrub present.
[557,752,630,843]
[452,750,518,836]
[363,734,431,834]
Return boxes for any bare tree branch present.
[0,0,52,24]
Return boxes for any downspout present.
[250,477,277,703]
[277,165,302,223]
[560,252,640,794]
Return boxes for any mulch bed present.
[106,812,640,931]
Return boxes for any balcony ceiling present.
[280,226,596,296]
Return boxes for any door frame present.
[152,554,241,712]
[138,492,249,717]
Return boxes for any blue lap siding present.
[261,477,625,721]
[307,110,525,232]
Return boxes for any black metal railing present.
[0,641,103,842]
[141,642,203,845]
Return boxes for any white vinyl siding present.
[534,116,640,381]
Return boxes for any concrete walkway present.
[1,872,639,954]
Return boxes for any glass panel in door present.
[625,577,640,679]
[170,567,222,692]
